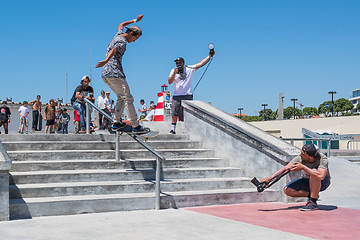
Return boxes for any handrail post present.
[86,102,90,134]
[83,98,165,210]
[155,157,161,210]
[115,131,120,161]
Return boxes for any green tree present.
[259,108,274,121]
[303,107,318,116]
[318,101,332,114]
[356,102,360,111]
[270,110,277,120]
[334,98,354,114]
[283,106,302,119]
[241,115,262,122]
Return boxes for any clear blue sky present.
[1,0,359,115]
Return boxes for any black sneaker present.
[169,130,176,134]
[132,126,150,134]
[300,200,318,211]
[111,122,127,131]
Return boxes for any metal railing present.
[280,137,331,157]
[84,98,165,210]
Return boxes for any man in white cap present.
[96,14,148,134]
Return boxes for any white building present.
[349,88,360,112]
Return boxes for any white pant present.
[102,77,139,127]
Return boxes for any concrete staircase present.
[1,132,277,219]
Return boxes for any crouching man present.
[262,144,331,211]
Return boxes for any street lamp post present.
[290,98,298,119]
[237,108,243,119]
[261,104,268,121]
[328,91,336,117]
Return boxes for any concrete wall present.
[0,140,11,221]
[249,115,360,149]
[182,101,301,202]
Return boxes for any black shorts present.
[171,95,193,122]
[285,176,331,192]
[46,120,55,126]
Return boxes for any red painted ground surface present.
[187,203,360,240]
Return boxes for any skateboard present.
[250,169,290,192]
[108,124,159,140]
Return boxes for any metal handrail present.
[84,98,165,209]
[280,137,332,157]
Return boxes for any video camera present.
[177,65,184,74]
[250,177,267,192]
[250,169,291,193]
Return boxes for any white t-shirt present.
[169,65,196,96]
[18,106,30,119]
[105,97,112,110]
[140,104,147,117]
[97,95,107,109]
[145,109,155,121]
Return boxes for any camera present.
[250,177,266,192]
[177,66,184,74]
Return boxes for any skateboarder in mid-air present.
[260,144,331,211]
[96,14,148,134]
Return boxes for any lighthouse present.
[154,84,172,121]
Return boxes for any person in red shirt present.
[73,110,81,134]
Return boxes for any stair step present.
[8,148,214,160]
[10,157,225,171]
[10,167,243,184]
[0,133,189,143]
[10,177,253,198]
[3,140,200,151]
[9,188,278,219]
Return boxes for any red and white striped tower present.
[154,84,168,121]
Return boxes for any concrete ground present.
[0,157,359,240]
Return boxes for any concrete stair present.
[1,133,278,219]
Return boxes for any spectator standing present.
[70,75,95,133]
[73,110,81,134]
[105,92,113,111]
[138,99,147,119]
[18,101,30,134]
[55,101,62,132]
[168,51,214,134]
[60,108,70,134]
[44,99,56,134]
[0,101,11,134]
[102,92,113,129]
[97,90,107,129]
[29,95,42,131]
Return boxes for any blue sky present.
[1,0,359,115]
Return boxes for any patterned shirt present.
[290,153,330,178]
[101,28,127,79]
[0,107,11,122]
